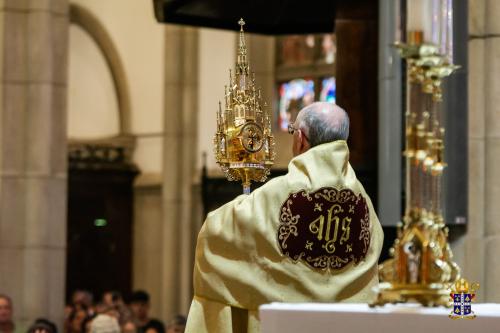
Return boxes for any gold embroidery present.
[277,187,371,272]
[340,217,351,245]
[309,215,325,241]
[277,199,300,249]
[322,240,336,254]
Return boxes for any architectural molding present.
[69,3,132,135]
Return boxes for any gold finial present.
[236,18,248,75]
[238,18,247,53]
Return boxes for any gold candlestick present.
[374,40,460,307]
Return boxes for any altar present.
[260,303,500,333]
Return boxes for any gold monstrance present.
[214,19,275,194]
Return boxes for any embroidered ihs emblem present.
[277,187,370,272]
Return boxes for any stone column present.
[0,0,69,328]
[378,0,402,226]
[483,0,500,302]
[160,25,200,320]
[461,0,486,301]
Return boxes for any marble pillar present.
[0,0,69,328]
[484,14,500,300]
[463,0,500,302]
[378,0,402,227]
[161,25,200,320]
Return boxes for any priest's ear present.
[292,128,310,156]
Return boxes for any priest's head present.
[289,102,349,157]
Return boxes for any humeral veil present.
[185,141,384,332]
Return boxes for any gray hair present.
[297,102,350,147]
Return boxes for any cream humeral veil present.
[185,141,384,333]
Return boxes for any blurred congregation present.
[0,291,185,333]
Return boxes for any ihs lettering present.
[308,203,352,254]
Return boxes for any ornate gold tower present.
[214,19,275,194]
[374,0,461,306]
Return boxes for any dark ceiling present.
[152,0,337,35]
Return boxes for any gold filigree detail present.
[314,188,357,204]
[359,202,371,253]
[301,191,313,201]
[278,199,300,249]
[306,255,349,270]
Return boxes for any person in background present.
[129,291,164,333]
[27,319,58,333]
[89,314,120,333]
[0,295,14,333]
[65,290,94,321]
[72,291,93,309]
[65,305,88,333]
[122,321,137,333]
[100,291,131,325]
[166,315,186,333]
[0,295,24,333]
[143,323,162,333]
[80,314,96,333]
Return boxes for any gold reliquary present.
[214,19,275,194]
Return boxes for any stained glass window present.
[276,33,336,131]
[278,79,315,131]
[320,77,336,103]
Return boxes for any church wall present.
[67,0,166,314]
[69,0,165,176]
[68,24,119,138]
[133,180,163,319]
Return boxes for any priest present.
[185,102,384,332]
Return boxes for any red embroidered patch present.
[277,187,370,272]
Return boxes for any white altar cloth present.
[260,303,500,333]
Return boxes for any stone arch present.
[69,3,132,135]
